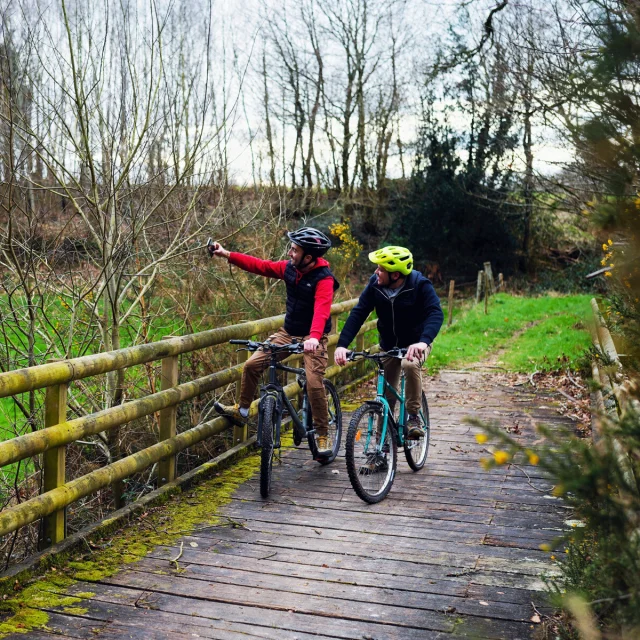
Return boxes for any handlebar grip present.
[229,339,248,345]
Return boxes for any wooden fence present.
[444,261,503,326]
[590,299,638,495]
[0,299,377,550]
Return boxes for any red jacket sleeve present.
[228,252,287,279]
[309,277,335,340]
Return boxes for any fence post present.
[476,270,483,304]
[498,273,504,290]
[328,315,337,366]
[158,355,179,485]
[234,350,249,445]
[447,280,455,327]
[356,331,365,378]
[483,262,495,294]
[40,382,68,549]
[484,272,489,315]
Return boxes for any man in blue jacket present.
[334,246,443,438]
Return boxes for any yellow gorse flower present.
[328,222,363,261]
[493,450,510,465]
[475,433,488,444]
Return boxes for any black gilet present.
[283,262,339,337]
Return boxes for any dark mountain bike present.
[344,348,430,503]
[227,339,342,498]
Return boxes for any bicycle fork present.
[257,389,283,449]
[361,400,392,454]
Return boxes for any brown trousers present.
[382,355,423,415]
[239,327,330,436]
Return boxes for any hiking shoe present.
[214,402,249,424]
[316,434,333,455]
[406,414,424,440]
[358,453,388,474]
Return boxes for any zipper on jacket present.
[380,286,414,347]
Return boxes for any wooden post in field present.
[476,270,483,303]
[484,272,489,315]
[158,354,179,485]
[498,273,504,291]
[483,262,495,294]
[447,280,455,326]
[40,382,68,549]
[234,349,249,445]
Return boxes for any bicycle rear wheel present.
[403,391,430,471]
[345,404,397,503]
[259,395,277,498]
[307,379,342,465]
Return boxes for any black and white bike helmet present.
[287,227,332,257]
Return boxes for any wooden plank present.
[200,512,553,561]
[145,544,544,605]
[56,581,450,640]
[124,554,547,622]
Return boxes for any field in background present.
[428,293,591,374]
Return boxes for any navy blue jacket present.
[337,270,444,351]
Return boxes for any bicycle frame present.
[361,362,409,456]
[256,357,310,451]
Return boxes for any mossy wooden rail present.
[0,299,374,549]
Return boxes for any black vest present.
[283,262,339,337]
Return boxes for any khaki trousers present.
[239,327,330,436]
[382,355,423,415]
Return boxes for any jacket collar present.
[295,256,330,276]
[371,269,417,292]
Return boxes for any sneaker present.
[358,452,388,474]
[214,402,249,424]
[406,414,424,440]
[316,434,333,455]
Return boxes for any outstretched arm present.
[209,242,287,279]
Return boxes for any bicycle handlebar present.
[228,339,304,353]
[347,347,407,361]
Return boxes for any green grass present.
[429,293,591,374]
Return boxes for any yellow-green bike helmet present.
[368,246,413,275]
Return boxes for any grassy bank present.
[429,293,592,374]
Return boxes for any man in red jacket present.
[210,228,339,455]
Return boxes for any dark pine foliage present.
[390,77,521,278]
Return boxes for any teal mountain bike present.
[345,348,430,503]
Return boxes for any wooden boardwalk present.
[13,370,575,639]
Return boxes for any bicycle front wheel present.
[259,395,277,498]
[307,379,342,465]
[404,391,430,471]
[345,404,397,504]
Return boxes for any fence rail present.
[0,299,376,548]
[590,298,638,496]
